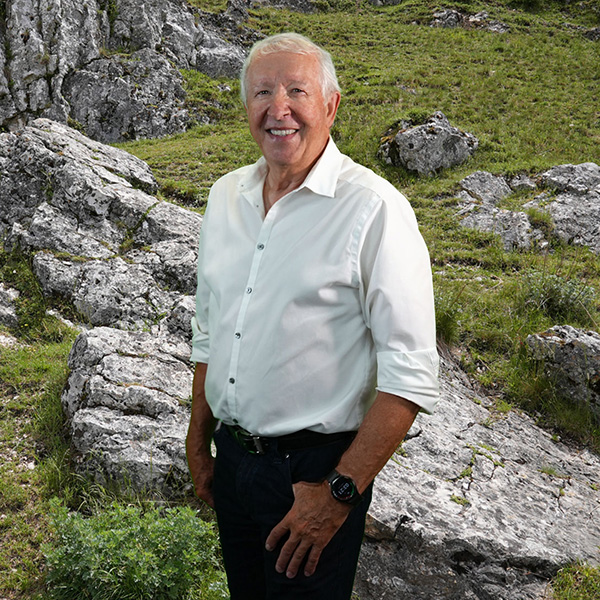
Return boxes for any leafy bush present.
[44,500,228,600]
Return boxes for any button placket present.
[224,211,275,418]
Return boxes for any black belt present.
[225,424,356,455]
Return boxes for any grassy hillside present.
[124,0,600,448]
[1,0,599,597]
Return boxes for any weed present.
[450,494,470,506]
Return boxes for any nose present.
[267,87,291,120]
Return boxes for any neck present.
[263,165,311,214]
[262,139,330,214]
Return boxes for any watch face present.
[332,476,356,501]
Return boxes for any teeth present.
[269,129,296,136]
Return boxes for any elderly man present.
[186,32,439,599]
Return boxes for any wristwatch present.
[325,469,362,506]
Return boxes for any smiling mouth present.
[267,129,297,136]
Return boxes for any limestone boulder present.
[0,119,202,330]
[62,49,189,143]
[457,164,600,254]
[0,0,246,141]
[0,283,20,330]
[62,326,194,496]
[535,163,600,254]
[355,352,600,599]
[456,171,546,251]
[378,112,479,176]
[526,325,600,421]
[430,9,510,33]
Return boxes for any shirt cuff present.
[376,349,440,414]
[190,315,210,363]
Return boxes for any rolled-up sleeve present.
[358,190,439,413]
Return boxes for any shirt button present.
[257,243,264,250]
[235,332,241,339]
[229,377,235,384]
[246,287,252,294]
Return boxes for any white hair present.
[239,32,341,106]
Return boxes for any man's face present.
[245,51,340,174]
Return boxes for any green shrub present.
[44,500,228,600]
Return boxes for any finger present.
[265,521,290,552]
[280,539,311,579]
[303,544,323,577]
[275,535,300,574]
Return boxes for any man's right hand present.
[186,362,216,508]
[189,453,215,508]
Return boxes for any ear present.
[325,91,341,128]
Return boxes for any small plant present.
[450,494,470,506]
[518,270,597,326]
[44,500,228,600]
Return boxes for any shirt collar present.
[239,137,343,207]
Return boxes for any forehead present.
[247,51,321,87]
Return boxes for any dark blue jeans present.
[213,425,373,600]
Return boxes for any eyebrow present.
[250,78,311,89]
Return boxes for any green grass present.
[3,0,600,596]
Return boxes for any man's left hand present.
[265,480,352,578]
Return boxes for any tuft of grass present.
[552,563,600,600]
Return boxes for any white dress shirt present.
[191,139,439,436]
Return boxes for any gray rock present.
[62,326,193,496]
[509,174,537,192]
[378,112,479,176]
[456,171,545,251]
[431,8,509,33]
[431,9,464,28]
[0,0,246,141]
[542,163,600,195]
[460,171,512,205]
[526,325,600,421]
[461,207,545,251]
[458,163,600,254]
[63,49,189,144]
[530,163,600,253]
[355,352,600,599]
[0,119,202,329]
[0,283,20,329]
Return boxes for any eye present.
[290,88,305,94]
[255,90,270,97]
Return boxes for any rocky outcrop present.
[0,118,200,493]
[356,351,600,599]
[430,9,510,33]
[533,163,600,254]
[378,112,478,176]
[457,171,546,251]
[0,0,246,142]
[526,325,600,422]
[63,325,194,496]
[457,163,600,254]
[0,119,201,331]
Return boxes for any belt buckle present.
[248,434,265,455]
[233,427,266,455]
